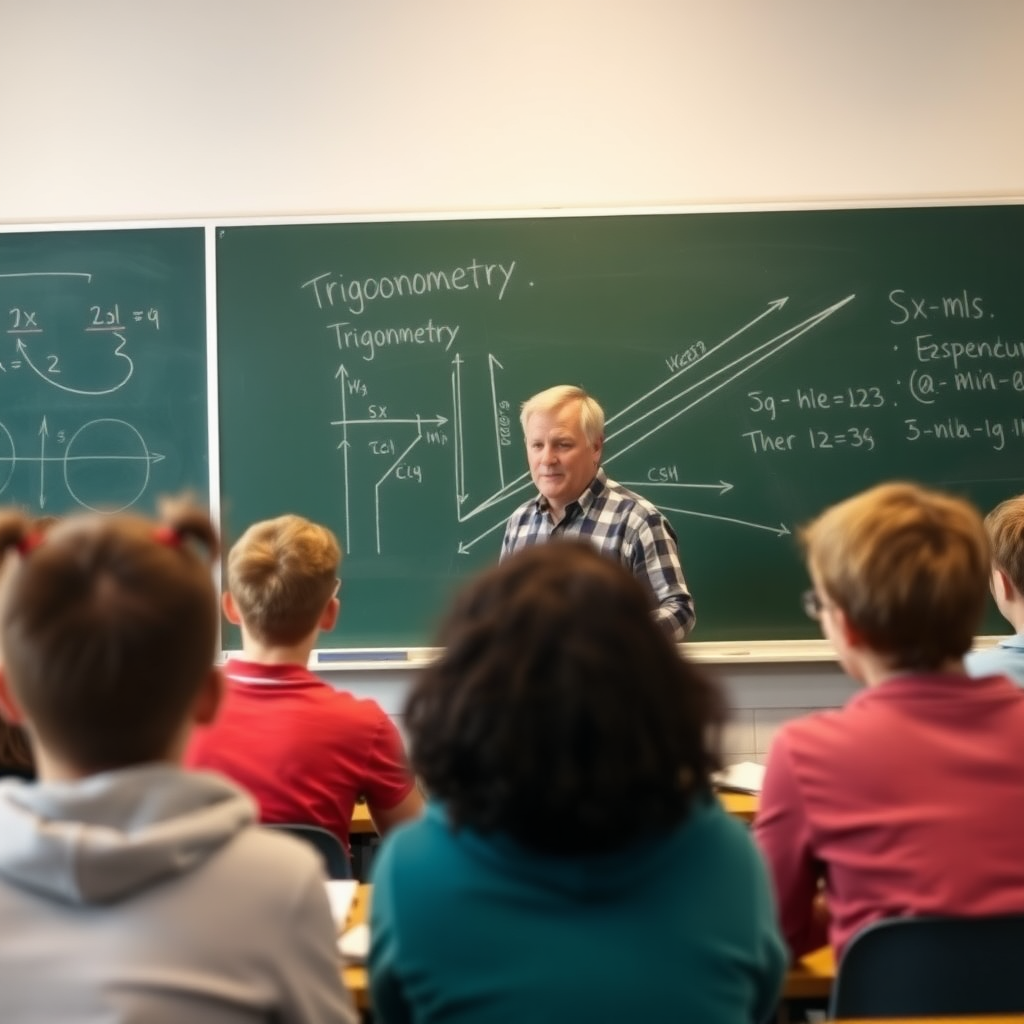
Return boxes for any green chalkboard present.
[215,204,1024,648]
[0,227,208,517]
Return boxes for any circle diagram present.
[64,418,156,513]
[0,422,16,498]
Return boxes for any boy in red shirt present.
[186,514,422,857]
[755,482,1024,961]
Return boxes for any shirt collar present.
[533,467,607,520]
[998,632,1024,652]
[222,657,316,685]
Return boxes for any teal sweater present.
[370,798,786,1024]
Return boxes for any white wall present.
[2,1,1022,224]
[325,658,861,764]
[3,1,1020,735]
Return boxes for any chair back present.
[266,823,352,879]
[829,913,1024,1019]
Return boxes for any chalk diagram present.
[1,271,165,512]
[329,293,855,555]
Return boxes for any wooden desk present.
[717,789,758,823]
[350,801,375,835]
[341,883,371,1011]
[784,944,835,1000]
[352,791,758,835]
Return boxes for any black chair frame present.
[829,912,1024,1019]
[266,822,352,880]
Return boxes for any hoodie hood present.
[0,765,255,906]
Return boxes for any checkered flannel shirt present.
[500,468,695,640]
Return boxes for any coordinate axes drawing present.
[329,293,856,555]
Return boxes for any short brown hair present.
[801,482,989,669]
[227,514,340,645]
[405,540,725,854]
[984,495,1024,594]
[0,499,219,772]
[0,720,32,775]
[0,514,58,778]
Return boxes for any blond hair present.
[227,514,341,645]
[984,495,1024,595]
[520,385,605,446]
[801,482,989,669]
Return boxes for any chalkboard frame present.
[212,198,1024,657]
[0,217,213,519]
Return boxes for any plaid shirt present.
[500,468,695,640]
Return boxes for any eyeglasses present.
[801,588,828,620]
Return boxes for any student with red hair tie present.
[0,502,355,1023]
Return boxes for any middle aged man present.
[500,384,694,640]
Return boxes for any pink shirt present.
[754,672,1024,960]
[185,659,415,852]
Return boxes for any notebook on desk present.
[325,880,358,931]
[327,880,369,962]
[713,761,765,794]
[339,922,369,963]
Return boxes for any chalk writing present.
[301,259,517,315]
[0,233,200,516]
[889,288,986,323]
[328,318,459,360]
[915,333,1024,369]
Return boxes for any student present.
[965,494,1024,685]
[754,482,1024,962]
[370,540,785,1024]
[0,503,355,1023]
[186,513,422,854]
[501,384,695,640]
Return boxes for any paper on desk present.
[339,921,370,962]
[324,880,358,930]
[712,760,766,794]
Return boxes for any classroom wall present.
[3,1,1021,743]
[3,1,1023,222]
[325,659,861,765]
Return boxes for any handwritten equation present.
[0,251,188,514]
[739,285,1022,459]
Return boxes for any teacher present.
[501,384,695,640]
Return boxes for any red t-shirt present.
[754,672,1024,960]
[185,659,415,852]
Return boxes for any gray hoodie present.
[0,764,357,1024]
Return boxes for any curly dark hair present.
[406,539,725,854]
